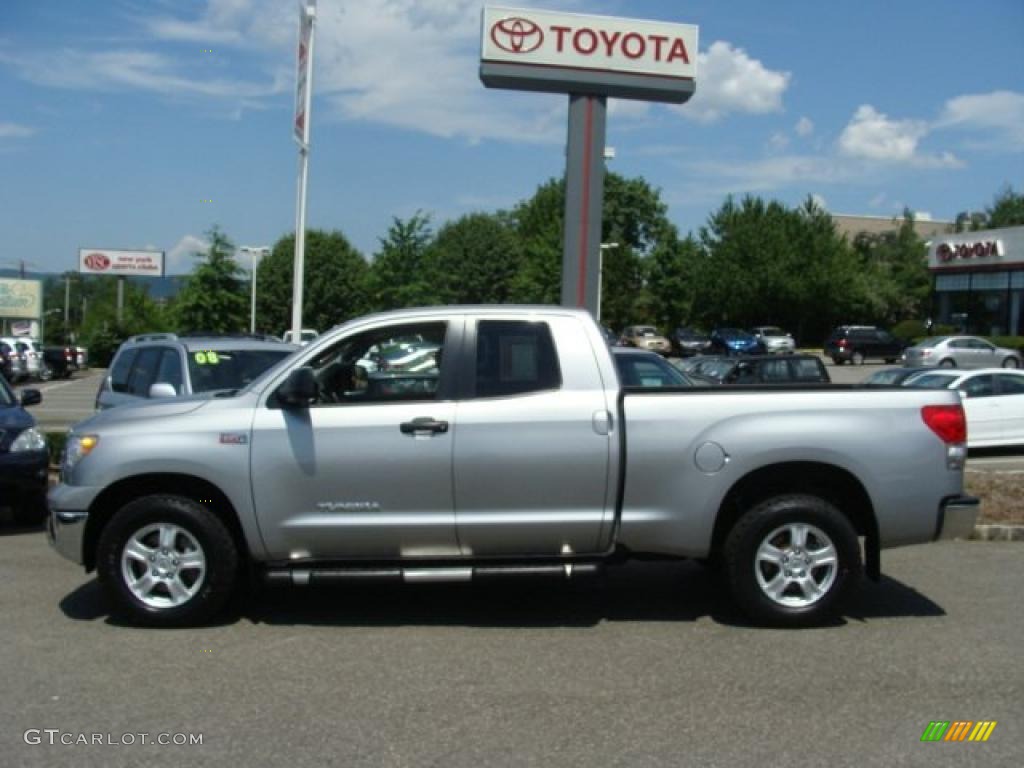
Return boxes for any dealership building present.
[927,225,1024,336]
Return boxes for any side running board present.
[264,562,603,586]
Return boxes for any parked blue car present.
[709,328,766,356]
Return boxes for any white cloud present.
[3,48,286,103]
[936,90,1024,151]
[868,192,887,209]
[810,193,828,210]
[767,132,789,151]
[167,234,209,273]
[795,116,814,137]
[0,121,33,138]
[838,105,961,168]
[680,41,790,123]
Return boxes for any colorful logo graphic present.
[921,721,997,742]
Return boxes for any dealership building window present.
[928,225,1024,336]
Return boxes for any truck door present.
[250,319,461,560]
[452,316,614,556]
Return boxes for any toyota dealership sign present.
[79,248,165,277]
[480,6,698,102]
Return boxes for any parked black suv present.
[687,354,831,385]
[0,376,48,526]
[824,326,906,365]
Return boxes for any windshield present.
[186,348,294,393]
[718,328,748,340]
[0,375,14,406]
[904,372,957,389]
[614,352,689,387]
[758,327,785,336]
[636,326,658,337]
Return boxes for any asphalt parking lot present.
[0,528,1020,767]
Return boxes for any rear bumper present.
[935,495,980,541]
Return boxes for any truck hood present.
[74,395,214,431]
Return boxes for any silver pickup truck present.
[49,306,978,627]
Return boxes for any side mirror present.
[149,382,177,399]
[20,389,42,407]
[276,366,318,408]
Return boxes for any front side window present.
[475,320,561,398]
[307,322,447,405]
[960,375,995,398]
[110,349,137,393]
[996,374,1024,395]
[127,347,163,396]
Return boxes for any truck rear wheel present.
[97,495,239,627]
[723,494,861,627]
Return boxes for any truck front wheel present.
[97,495,239,627]
[723,494,861,627]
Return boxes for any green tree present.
[985,185,1024,229]
[256,229,369,335]
[367,212,435,311]
[426,213,523,304]
[174,227,248,333]
[851,209,930,324]
[696,195,871,343]
[645,235,702,332]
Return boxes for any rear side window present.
[155,349,184,394]
[760,359,790,382]
[109,349,138,393]
[792,359,827,382]
[475,320,561,398]
[959,375,995,398]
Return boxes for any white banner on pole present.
[293,2,315,147]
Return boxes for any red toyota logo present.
[491,17,544,54]
[84,252,111,271]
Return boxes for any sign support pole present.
[561,94,607,316]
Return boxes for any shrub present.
[45,430,68,467]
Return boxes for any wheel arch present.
[710,461,880,580]
[83,474,248,573]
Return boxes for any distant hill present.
[0,269,188,300]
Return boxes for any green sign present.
[0,278,42,320]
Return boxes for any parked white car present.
[903,368,1024,447]
[282,329,319,345]
[751,326,796,354]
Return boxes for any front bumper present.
[935,495,980,541]
[47,484,99,566]
[0,450,48,502]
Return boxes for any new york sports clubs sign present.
[79,248,165,277]
[480,6,697,102]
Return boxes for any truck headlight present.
[63,434,100,471]
[10,427,46,453]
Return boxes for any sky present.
[1,0,1022,276]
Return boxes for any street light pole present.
[239,246,270,334]
[598,242,619,324]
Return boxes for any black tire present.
[97,495,239,627]
[832,357,845,366]
[851,351,865,366]
[723,494,861,627]
[939,358,956,369]
[884,358,897,364]
[1002,357,1019,369]
[13,493,48,527]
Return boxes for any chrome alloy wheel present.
[754,523,838,608]
[120,523,206,609]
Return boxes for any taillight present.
[837,339,847,348]
[921,404,966,444]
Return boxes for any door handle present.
[400,417,449,435]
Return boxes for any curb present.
[971,524,1024,542]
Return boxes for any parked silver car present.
[903,336,1021,370]
[96,333,298,409]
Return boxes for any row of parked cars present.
[0,337,87,383]
[614,325,796,358]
